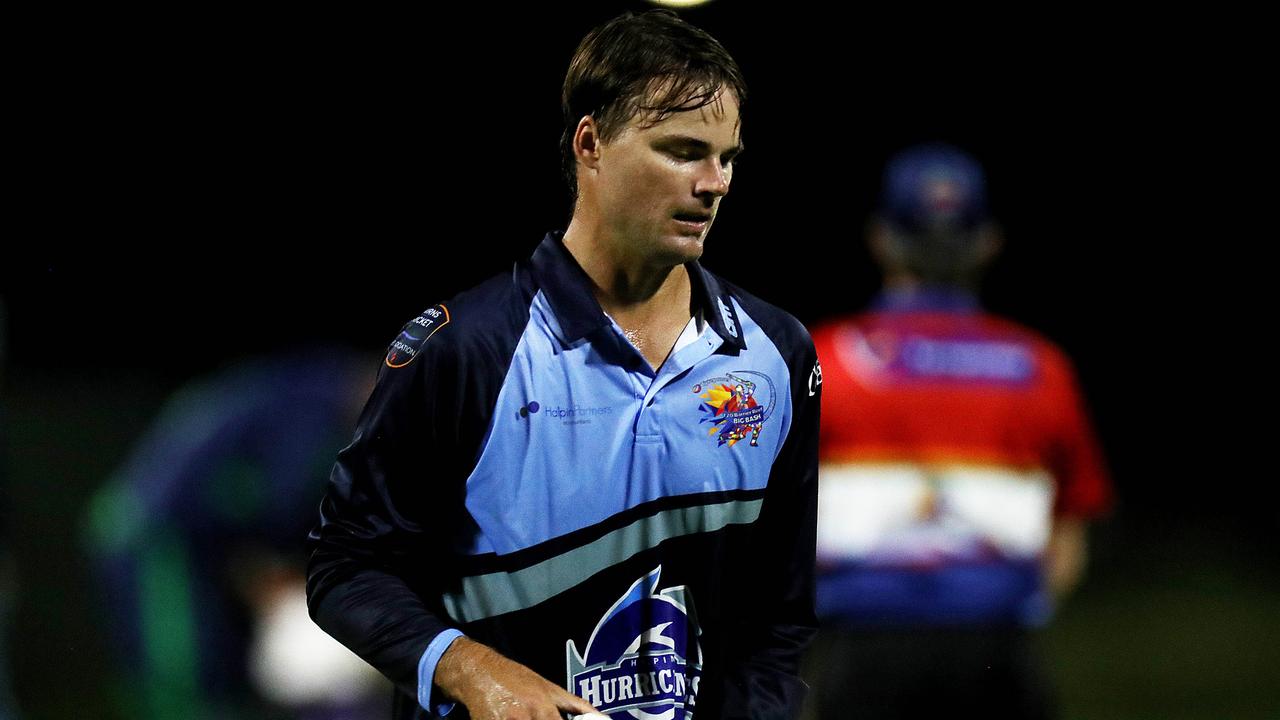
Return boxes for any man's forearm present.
[1045,517,1088,599]
[305,546,455,700]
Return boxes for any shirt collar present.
[870,285,981,313]
[529,230,747,351]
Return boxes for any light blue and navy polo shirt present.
[307,231,822,720]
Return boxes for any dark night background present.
[3,3,1273,718]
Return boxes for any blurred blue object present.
[83,348,384,720]
[879,142,989,235]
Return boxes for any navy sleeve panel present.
[306,266,535,702]
[719,282,822,719]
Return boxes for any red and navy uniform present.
[811,287,1111,627]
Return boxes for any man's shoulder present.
[382,264,535,370]
[711,270,814,355]
[952,311,1079,378]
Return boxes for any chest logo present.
[566,567,702,719]
[691,370,777,448]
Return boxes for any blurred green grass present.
[1046,526,1279,720]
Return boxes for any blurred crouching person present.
[83,349,388,720]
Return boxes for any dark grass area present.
[6,372,175,720]
[1045,526,1280,720]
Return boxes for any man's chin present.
[621,228,708,267]
[660,233,707,264]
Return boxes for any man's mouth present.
[673,211,712,224]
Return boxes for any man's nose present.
[694,159,730,199]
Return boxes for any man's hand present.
[434,636,601,720]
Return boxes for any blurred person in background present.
[83,348,385,720]
[804,144,1112,719]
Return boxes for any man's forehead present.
[629,89,741,144]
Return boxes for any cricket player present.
[307,11,822,720]
[806,143,1112,719]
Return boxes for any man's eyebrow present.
[658,135,746,156]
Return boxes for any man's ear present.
[975,222,1005,267]
[574,115,602,171]
[867,218,905,270]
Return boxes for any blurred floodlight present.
[647,0,715,7]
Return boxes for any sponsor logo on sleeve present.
[566,568,702,719]
[808,360,823,397]
[385,304,449,368]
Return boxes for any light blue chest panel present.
[443,291,794,622]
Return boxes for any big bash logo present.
[565,568,702,719]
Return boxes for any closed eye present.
[656,137,743,166]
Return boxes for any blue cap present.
[880,143,988,234]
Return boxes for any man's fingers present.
[553,686,601,716]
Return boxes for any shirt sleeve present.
[305,323,469,714]
[720,334,822,719]
[1042,350,1113,519]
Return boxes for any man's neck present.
[882,273,978,294]
[561,217,695,371]
[562,219,692,323]
[882,273,923,291]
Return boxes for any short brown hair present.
[560,10,747,200]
